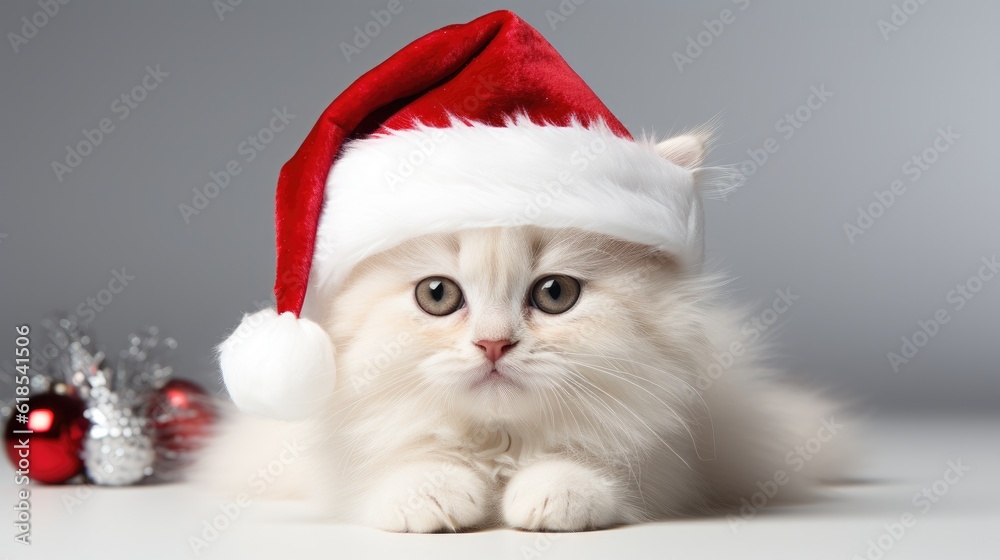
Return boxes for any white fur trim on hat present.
[218,308,336,420]
[304,118,704,315]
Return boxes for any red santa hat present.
[219,10,709,419]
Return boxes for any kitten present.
[199,225,848,532]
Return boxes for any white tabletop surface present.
[2,414,997,560]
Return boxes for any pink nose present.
[475,339,516,362]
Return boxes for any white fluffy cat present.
[200,222,848,532]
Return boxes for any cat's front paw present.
[502,460,628,531]
[360,461,488,532]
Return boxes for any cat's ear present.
[654,132,709,170]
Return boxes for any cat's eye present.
[415,276,464,316]
[530,275,581,314]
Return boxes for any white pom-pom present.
[218,308,336,420]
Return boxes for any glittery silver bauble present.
[82,393,155,486]
[31,314,208,485]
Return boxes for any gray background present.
[1,0,997,412]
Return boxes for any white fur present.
[302,118,705,322]
[222,120,712,420]
[503,460,631,530]
[200,226,850,532]
[358,460,489,532]
[217,309,336,420]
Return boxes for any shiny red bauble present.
[4,393,89,484]
[147,379,216,455]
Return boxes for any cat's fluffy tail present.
[191,405,319,503]
[695,365,857,515]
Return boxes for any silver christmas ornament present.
[33,314,209,486]
[82,387,155,486]
[46,320,176,486]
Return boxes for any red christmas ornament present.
[5,393,89,484]
[147,379,216,472]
